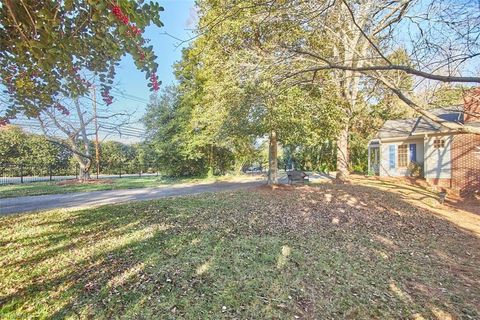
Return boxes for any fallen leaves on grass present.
[1,183,479,319]
[57,179,114,186]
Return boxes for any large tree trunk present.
[79,162,91,180]
[336,121,349,180]
[331,3,366,181]
[75,98,92,181]
[268,130,278,185]
[73,152,92,181]
[208,144,214,177]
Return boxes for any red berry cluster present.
[112,4,145,59]
[101,89,114,105]
[150,73,160,91]
[71,67,93,88]
[135,43,146,61]
[111,4,158,92]
[112,5,129,25]
[0,118,10,127]
[55,103,70,116]
[112,4,142,37]
[130,25,142,36]
[81,78,92,87]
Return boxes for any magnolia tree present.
[0,0,163,179]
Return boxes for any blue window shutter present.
[409,144,417,162]
[389,145,396,169]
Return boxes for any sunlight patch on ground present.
[0,220,173,296]
[324,193,332,203]
[196,259,213,275]
[391,208,408,216]
[389,281,412,302]
[107,263,145,288]
[352,176,480,237]
[431,306,454,320]
[347,196,358,206]
[277,245,291,269]
[373,248,389,260]
[56,224,171,280]
[373,235,397,250]
[412,313,426,320]
[300,208,312,220]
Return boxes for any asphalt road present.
[0,180,265,216]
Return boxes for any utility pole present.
[92,86,100,179]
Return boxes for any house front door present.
[369,147,380,175]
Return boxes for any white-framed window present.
[398,144,408,168]
[433,139,445,148]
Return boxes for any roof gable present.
[376,107,467,139]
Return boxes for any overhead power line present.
[12,120,147,139]
[111,89,150,104]
[14,118,146,133]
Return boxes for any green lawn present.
[0,175,248,198]
[1,183,478,319]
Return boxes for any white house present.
[368,92,480,196]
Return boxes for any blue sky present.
[111,0,196,127]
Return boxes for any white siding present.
[379,139,424,177]
[424,135,452,179]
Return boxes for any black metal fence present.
[0,163,160,185]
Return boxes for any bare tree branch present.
[290,49,480,83]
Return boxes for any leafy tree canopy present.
[0,0,163,123]
[0,125,68,167]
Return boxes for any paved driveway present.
[0,180,264,215]
[278,171,335,184]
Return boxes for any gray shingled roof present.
[375,106,475,139]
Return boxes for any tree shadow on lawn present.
[349,176,480,238]
[352,178,439,202]
[0,184,479,319]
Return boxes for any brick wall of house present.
[425,177,452,189]
[464,88,480,123]
[451,133,480,196]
